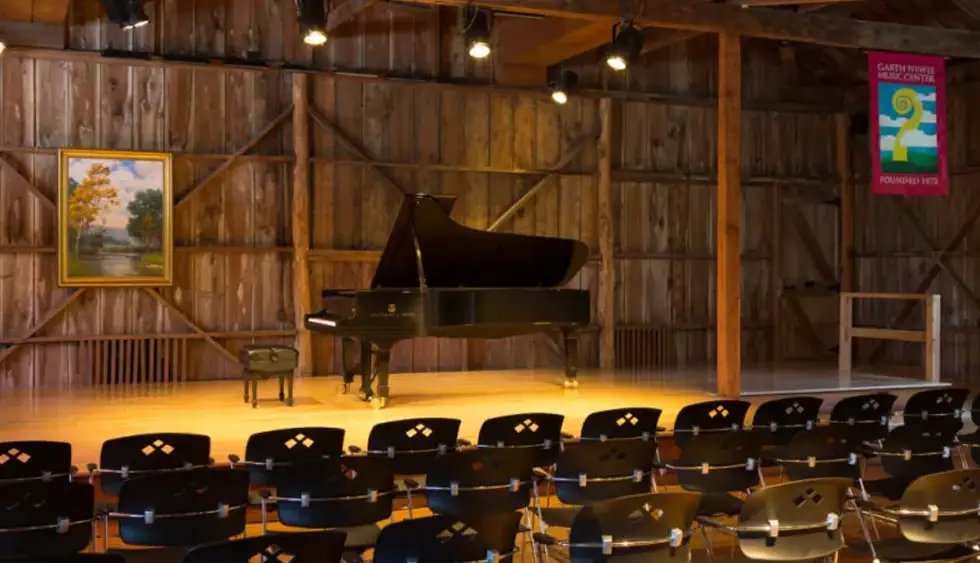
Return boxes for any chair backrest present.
[877,425,955,483]
[115,467,249,547]
[7,556,125,563]
[373,512,522,563]
[426,448,535,517]
[769,426,862,482]
[183,530,348,563]
[366,417,461,475]
[552,440,654,506]
[0,480,95,559]
[749,397,823,446]
[276,455,395,529]
[828,392,897,443]
[242,427,345,486]
[580,407,663,442]
[0,441,73,484]
[568,492,701,563]
[736,477,851,561]
[672,401,751,448]
[98,433,211,496]
[671,432,761,494]
[477,413,564,467]
[901,388,969,438]
[897,468,980,545]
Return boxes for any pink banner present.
[868,51,948,196]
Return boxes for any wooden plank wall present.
[852,80,980,385]
[0,0,842,386]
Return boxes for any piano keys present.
[305,193,591,409]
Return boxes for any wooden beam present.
[499,18,612,66]
[175,106,293,209]
[143,289,238,365]
[717,31,741,399]
[487,131,597,231]
[309,107,408,196]
[0,153,55,210]
[0,288,87,369]
[639,29,702,56]
[292,74,315,379]
[30,0,72,25]
[734,0,861,6]
[418,0,980,58]
[326,0,381,32]
[597,98,615,371]
[0,21,63,48]
[836,112,854,291]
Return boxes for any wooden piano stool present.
[239,345,298,408]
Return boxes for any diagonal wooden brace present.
[0,288,87,369]
[143,288,238,365]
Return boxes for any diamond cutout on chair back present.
[792,488,824,508]
[616,413,639,427]
[784,402,805,415]
[0,448,30,464]
[437,521,478,543]
[406,423,433,438]
[936,393,954,405]
[628,503,664,521]
[284,433,315,449]
[955,476,977,493]
[142,440,175,456]
[514,419,540,433]
[248,544,296,563]
[862,398,880,411]
[708,405,730,419]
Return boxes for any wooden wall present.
[0,0,845,387]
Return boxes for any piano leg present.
[561,328,580,389]
[358,340,374,400]
[373,348,391,410]
[341,337,359,394]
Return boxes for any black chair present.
[183,530,348,563]
[533,439,655,529]
[355,418,462,475]
[3,556,125,563]
[105,467,249,553]
[579,407,663,443]
[91,433,212,497]
[900,388,969,439]
[672,400,751,449]
[374,512,522,563]
[416,447,536,518]
[698,477,852,562]
[664,431,762,517]
[229,427,345,486]
[748,397,823,447]
[862,425,957,501]
[766,425,864,483]
[0,481,95,559]
[852,468,980,563]
[475,413,565,467]
[0,441,75,484]
[535,491,702,563]
[828,392,898,443]
[266,455,397,551]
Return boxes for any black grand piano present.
[304,193,591,409]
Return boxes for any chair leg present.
[699,524,716,563]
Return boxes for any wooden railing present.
[80,336,190,386]
[838,292,941,383]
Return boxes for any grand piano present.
[304,193,591,409]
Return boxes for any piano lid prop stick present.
[411,201,428,336]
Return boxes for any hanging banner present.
[868,51,948,196]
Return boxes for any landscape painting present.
[58,149,173,287]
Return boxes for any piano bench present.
[239,345,299,408]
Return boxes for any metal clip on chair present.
[664,431,764,517]
[748,397,823,448]
[698,477,851,563]
[475,413,565,468]
[851,468,980,563]
[0,441,76,485]
[534,492,701,563]
[0,480,96,560]
[672,400,752,449]
[90,433,212,497]
[827,392,898,445]
[228,427,345,487]
[374,512,523,563]
[862,425,957,501]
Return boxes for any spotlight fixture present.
[605,20,644,71]
[464,7,492,59]
[0,42,6,57]
[296,0,329,46]
[548,69,579,105]
[100,0,150,30]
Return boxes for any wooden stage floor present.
[0,367,948,469]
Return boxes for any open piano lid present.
[370,193,590,289]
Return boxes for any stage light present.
[464,7,492,59]
[548,69,578,105]
[605,21,643,71]
[296,0,329,46]
[100,0,150,30]
[0,42,6,57]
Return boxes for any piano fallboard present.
[305,287,590,341]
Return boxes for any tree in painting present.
[64,156,167,281]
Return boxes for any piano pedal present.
[563,379,579,389]
[337,383,351,395]
[357,389,374,402]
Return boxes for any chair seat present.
[849,538,977,563]
[342,523,382,549]
[538,506,581,529]
[695,493,743,516]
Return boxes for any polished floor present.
[0,366,947,469]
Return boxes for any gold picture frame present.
[58,149,173,287]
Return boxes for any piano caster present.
[371,397,389,410]
[563,378,579,389]
[338,383,351,395]
[357,389,373,402]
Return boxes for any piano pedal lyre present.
[563,379,579,389]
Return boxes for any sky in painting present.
[67,158,164,229]
[877,83,938,153]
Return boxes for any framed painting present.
[58,149,173,287]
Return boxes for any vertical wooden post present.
[924,294,941,383]
[838,293,853,384]
[717,32,741,398]
[836,112,854,292]
[597,97,615,370]
[292,74,314,378]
